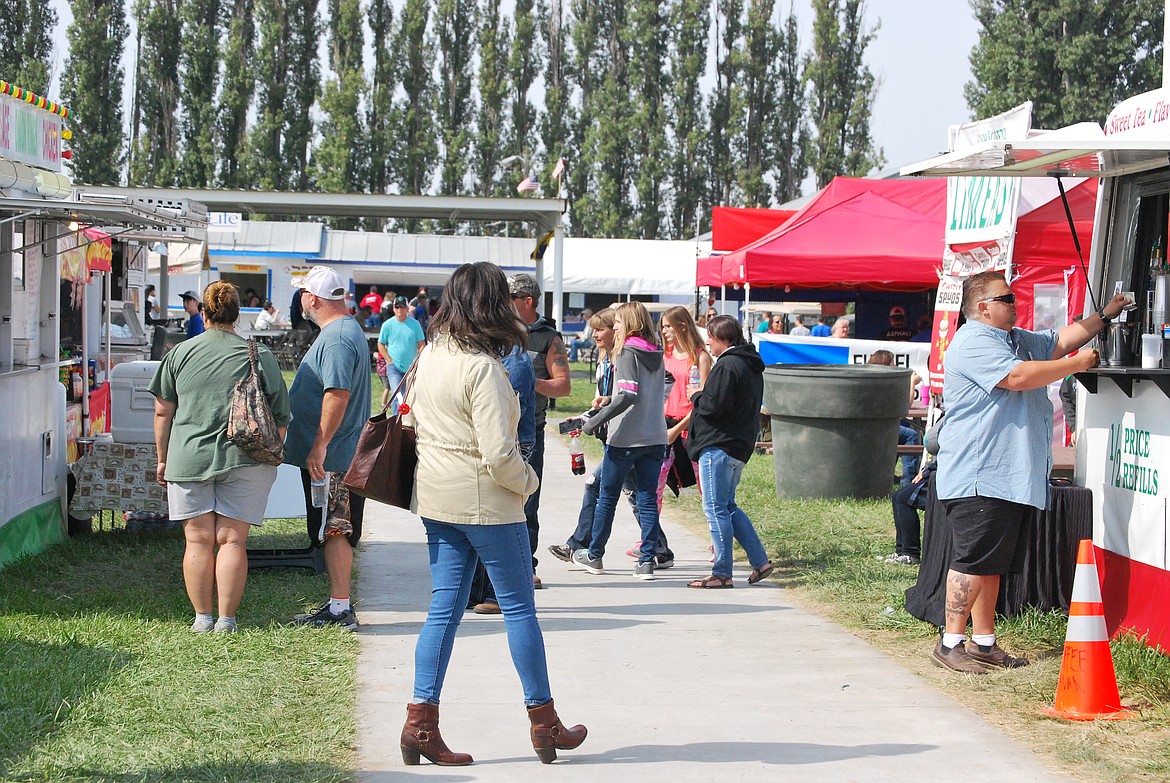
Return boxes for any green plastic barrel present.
[764,364,912,499]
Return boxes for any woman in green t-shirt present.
[150,281,291,634]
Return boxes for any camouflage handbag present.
[226,338,285,466]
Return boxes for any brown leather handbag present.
[226,338,285,466]
[343,357,418,509]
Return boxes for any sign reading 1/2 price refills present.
[1107,421,1160,496]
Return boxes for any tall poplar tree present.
[61,0,128,185]
[668,0,708,238]
[434,0,477,196]
[1,0,57,93]
[391,0,437,225]
[585,0,633,236]
[734,0,776,207]
[245,0,288,189]
[367,0,396,203]
[966,0,1163,130]
[539,0,570,193]
[129,0,182,186]
[506,0,541,176]
[178,0,220,187]
[627,0,669,238]
[284,0,320,192]
[772,7,808,204]
[566,0,602,235]
[707,0,743,207]
[806,0,883,189]
[474,0,511,198]
[217,0,254,187]
[312,0,367,216]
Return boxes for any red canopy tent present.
[704,176,1097,328]
[711,206,797,252]
[716,177,948,292]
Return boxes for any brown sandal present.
[747,562,775,585]
[687,575,734,589]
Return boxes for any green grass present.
[0,519,356,782]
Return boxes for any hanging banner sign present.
[0,91,62,171]
[930,103,1033,394]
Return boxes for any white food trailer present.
[904,87,1170,651]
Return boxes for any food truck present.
[0,81,205,568]
[903,88,1170,651]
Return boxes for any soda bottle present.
[569,431,586,475]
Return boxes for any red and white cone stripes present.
[1044,539,1134,721]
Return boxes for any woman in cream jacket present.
[399,262,586,767]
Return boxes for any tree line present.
[7,0,1165,238]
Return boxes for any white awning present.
[148,241,209,274]
[901,137,1170,179]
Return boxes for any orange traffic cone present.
[1044,539,1134,721]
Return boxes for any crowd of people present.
[144,261,1115,766]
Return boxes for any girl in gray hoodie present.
[578,302,669,579]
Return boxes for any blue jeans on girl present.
[588,444,665,564]
[414,519,551,706]
[699,447,769,579]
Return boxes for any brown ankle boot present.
[527,699,587,764]
[400,703,473,766]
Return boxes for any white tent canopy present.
[560,237,706,295]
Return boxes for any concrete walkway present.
[354,432,1075,782]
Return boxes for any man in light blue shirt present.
[378,296,426,412]
[932,270,1126,674]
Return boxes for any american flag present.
[516,175,539,193]
[551,157,565,180]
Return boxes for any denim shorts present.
[167,463,278,525]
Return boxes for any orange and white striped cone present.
[1044,539,1134,721]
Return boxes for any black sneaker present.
[652,554,674,569]
[293,602,359,631]
[549,544,574,563]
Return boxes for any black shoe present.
[293,602,359,630]
[652,554,674,569]
[548,544,574,563]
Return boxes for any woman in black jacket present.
[686,316,774,588]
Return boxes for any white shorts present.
[167,463,278,526]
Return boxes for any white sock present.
[195,613,213,624]
[942,632,966,650]
[971,633,996,649]
[330,597,351,615]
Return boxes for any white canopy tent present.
[560,237,708,296]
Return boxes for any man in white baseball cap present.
[293,265,348,300]
[286,265,372,629]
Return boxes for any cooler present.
[110,361,161,443]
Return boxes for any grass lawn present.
[0,518,356,782]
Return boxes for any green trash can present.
[764,364,911,499]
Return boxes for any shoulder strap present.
[380,349,422,415]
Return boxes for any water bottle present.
[688,364,701,389]
[310,472,330,508]
[569,431,586,475]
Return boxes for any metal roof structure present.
[85,188,566,233]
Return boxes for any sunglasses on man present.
[982,293,1016,305]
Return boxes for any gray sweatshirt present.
[582,337,668,448]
